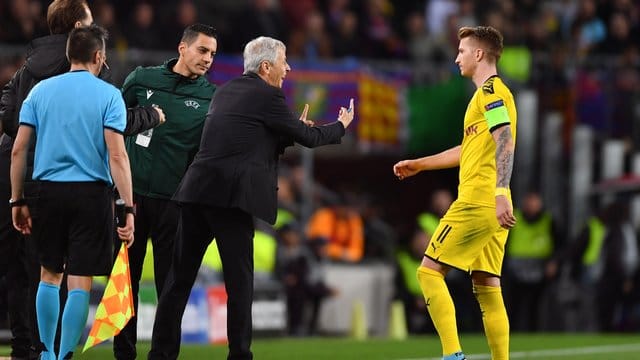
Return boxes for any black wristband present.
[9,198,26,207]
[124,205,136,216]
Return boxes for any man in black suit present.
[148,36,354,360]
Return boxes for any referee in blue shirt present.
[9,25,135,360]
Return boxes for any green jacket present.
[123,59,215,199]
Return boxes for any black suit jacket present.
[174,72,345,224]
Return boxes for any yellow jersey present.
[458,76,517,207]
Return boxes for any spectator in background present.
[0,0,48,44]
[609,54,638,140]
[524,5,560,53]
[289,162,341,216]
[394,228,434,334]
[330,10,361,58]
[125,1,162,49]
[360,194,397,263]
[275,168,300,229]
[405,11,451,64]
[275,222,336,336]
[163,0,199,49]
[595,200,639,331]
[504,191,561,332]
[307,194,365,263]
[425,0,458,39]
[417,189,453,237]
[323,0,352,35]
[281,0,317,32]
[594,12,634,55]
[570,0,607,57]
[92,0,124,49]
[232,0,288,54]
[562,200,640,332]
[561,207,608,331]
[361,0,404,58]
[288,10,333,60]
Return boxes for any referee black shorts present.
[31,181,114,276]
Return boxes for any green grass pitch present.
[3,333,640,359]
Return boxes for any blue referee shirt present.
[19,70,126,185]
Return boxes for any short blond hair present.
[458,26,504,63]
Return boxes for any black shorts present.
[31,181,114,276]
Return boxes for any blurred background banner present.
[204,54,477,156]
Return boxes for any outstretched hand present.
[393,159,421,180]
[337,98,355,128]
[299,104,314,126]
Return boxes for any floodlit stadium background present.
[2,0,640,358]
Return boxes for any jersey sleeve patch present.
[484,100,504,111]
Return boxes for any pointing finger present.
[300,103,309,121]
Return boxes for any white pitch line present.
[396,343,640,360]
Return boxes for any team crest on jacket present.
[184,100,200,109]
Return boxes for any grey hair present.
[243,36,286,74]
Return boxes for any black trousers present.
[114,195,179,360]
[0,136,40,359]
[148,204,254,360]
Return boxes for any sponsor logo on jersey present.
[465,125,478,136]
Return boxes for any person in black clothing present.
[275,222,336,336]
[147,36,354,360]
[0,1,163,358]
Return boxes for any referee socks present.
[59,289,90,360]
[36,282,60,360]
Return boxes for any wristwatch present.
[125,205,136,216]
[9,198,26,207]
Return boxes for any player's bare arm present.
[394,145,461,180]
[492,125,516,228]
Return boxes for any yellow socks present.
[416,266,461,355]
[474,284,509,360]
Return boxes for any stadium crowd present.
[1,0,639,144]
[1,0,640,345]
[0,1,636,71]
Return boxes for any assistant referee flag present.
[83,242,135,352]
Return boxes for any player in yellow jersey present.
[393,26,516,360]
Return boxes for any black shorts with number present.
[31,181,114,276]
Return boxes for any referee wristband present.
[9,198,26,207]
[495,187,510,197]
[125,205,136,216]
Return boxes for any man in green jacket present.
[114,23,217,360]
